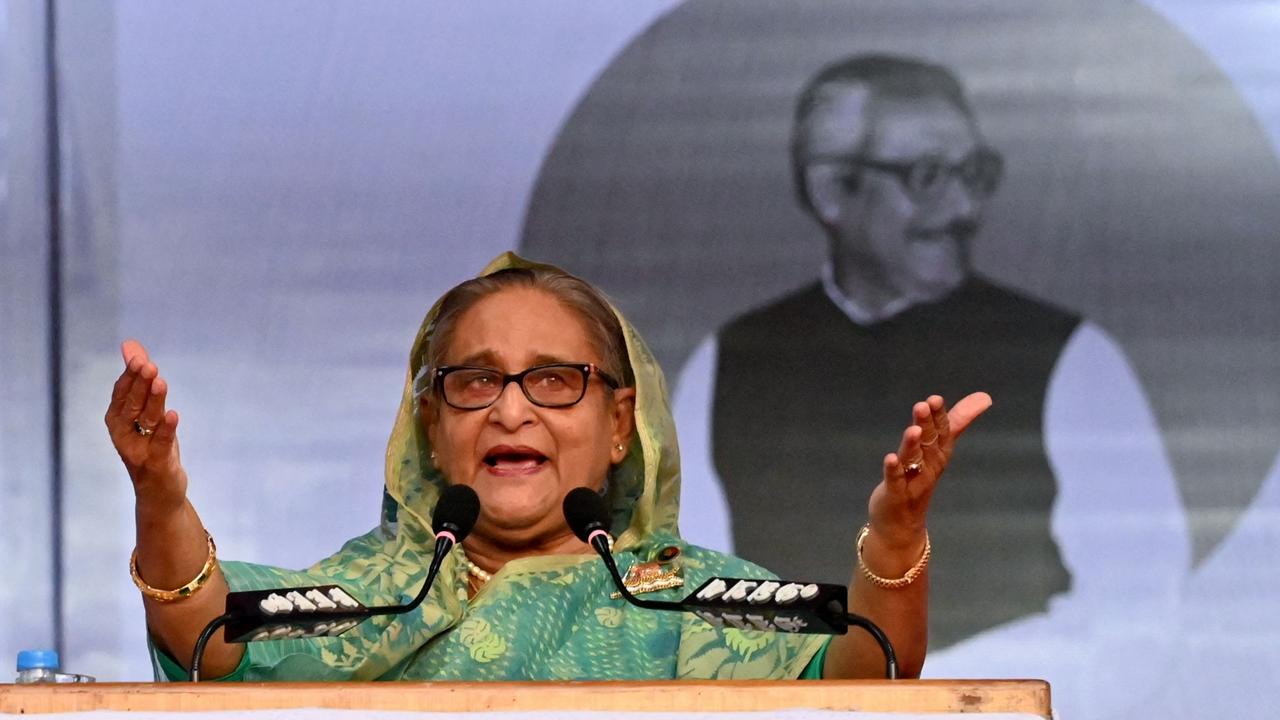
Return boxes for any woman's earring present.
[615,443,624,453]
[430,450,437,462]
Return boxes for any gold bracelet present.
[130,530,218,602]
[856,523,930,590]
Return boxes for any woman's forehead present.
[442,287,600,367]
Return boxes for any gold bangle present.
[856,523,930,590]
[130,531,218,602]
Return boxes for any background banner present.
[1,1,1276,717]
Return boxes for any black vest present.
[712,278,1077,648]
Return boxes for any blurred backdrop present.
[1,2,1277,717]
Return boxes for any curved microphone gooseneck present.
[563,486,899,679]
[189,484,481,681]
[836,605,899,679]
[562,487,687,613]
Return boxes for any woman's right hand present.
[105,339,188,513]
[106,340,242,677]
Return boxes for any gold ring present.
[904,461,924,477]
[133,420,156,437]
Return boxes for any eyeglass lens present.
[906,149,1002,200]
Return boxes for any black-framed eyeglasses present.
[433,363,621,410]
[812,146,1004,204]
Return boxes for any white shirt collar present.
[820,261,913,326]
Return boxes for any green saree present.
[154,253,827,682]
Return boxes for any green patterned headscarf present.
[159,253,824,682]
[387,252,681,558]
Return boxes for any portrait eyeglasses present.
[433,363,621,410]
[812,147,1004,204]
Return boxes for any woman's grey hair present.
[412,267,634,400]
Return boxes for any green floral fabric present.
[155,253,826,682]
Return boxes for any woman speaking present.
[105,253,990,681]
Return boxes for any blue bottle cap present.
[16,649,60,672]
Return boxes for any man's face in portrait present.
[809,92,998,305]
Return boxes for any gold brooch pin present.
[612,545,684,598]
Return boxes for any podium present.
[0,680,1050,717]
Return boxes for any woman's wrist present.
[865,517,926,551]
[133,477,190,525]
[134,496,209,590]
[857,523,930,588]
[860,522,928,577]
[131,530,218,602]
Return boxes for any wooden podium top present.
[0,679,1051,717]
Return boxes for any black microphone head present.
[563,487,610,543]
[433,484,480,540]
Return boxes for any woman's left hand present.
[866,392,993,550]
[825,392,992,680]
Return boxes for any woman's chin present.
[475,487,563,535]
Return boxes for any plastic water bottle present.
[14,650,95,684]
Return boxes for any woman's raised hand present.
[105,339,188,512]
[866,392,992,549]
[824,392,994,679]
[107,340,240,676]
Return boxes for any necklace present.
[462,555,492,586]
[460,535,616,590]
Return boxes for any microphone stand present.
[188,530,458,682]
[584,530,686,612]
[189,484,479,681]
[835,603,899,680]
[584,532,899,680]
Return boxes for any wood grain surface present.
[0,679,1050,717]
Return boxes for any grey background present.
[520,0,1280,564]
[0,0,55,671]
[0,1,1277,717]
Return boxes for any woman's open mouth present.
[482,445,549,476]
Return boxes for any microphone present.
[564,487,685,612]
[563,487,899,679]
[189,484,480,681]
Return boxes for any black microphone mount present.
[562,487,899,679]
[187,484,480,681]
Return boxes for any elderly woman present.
[107,253,989,681]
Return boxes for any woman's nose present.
[486,381,536,429]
